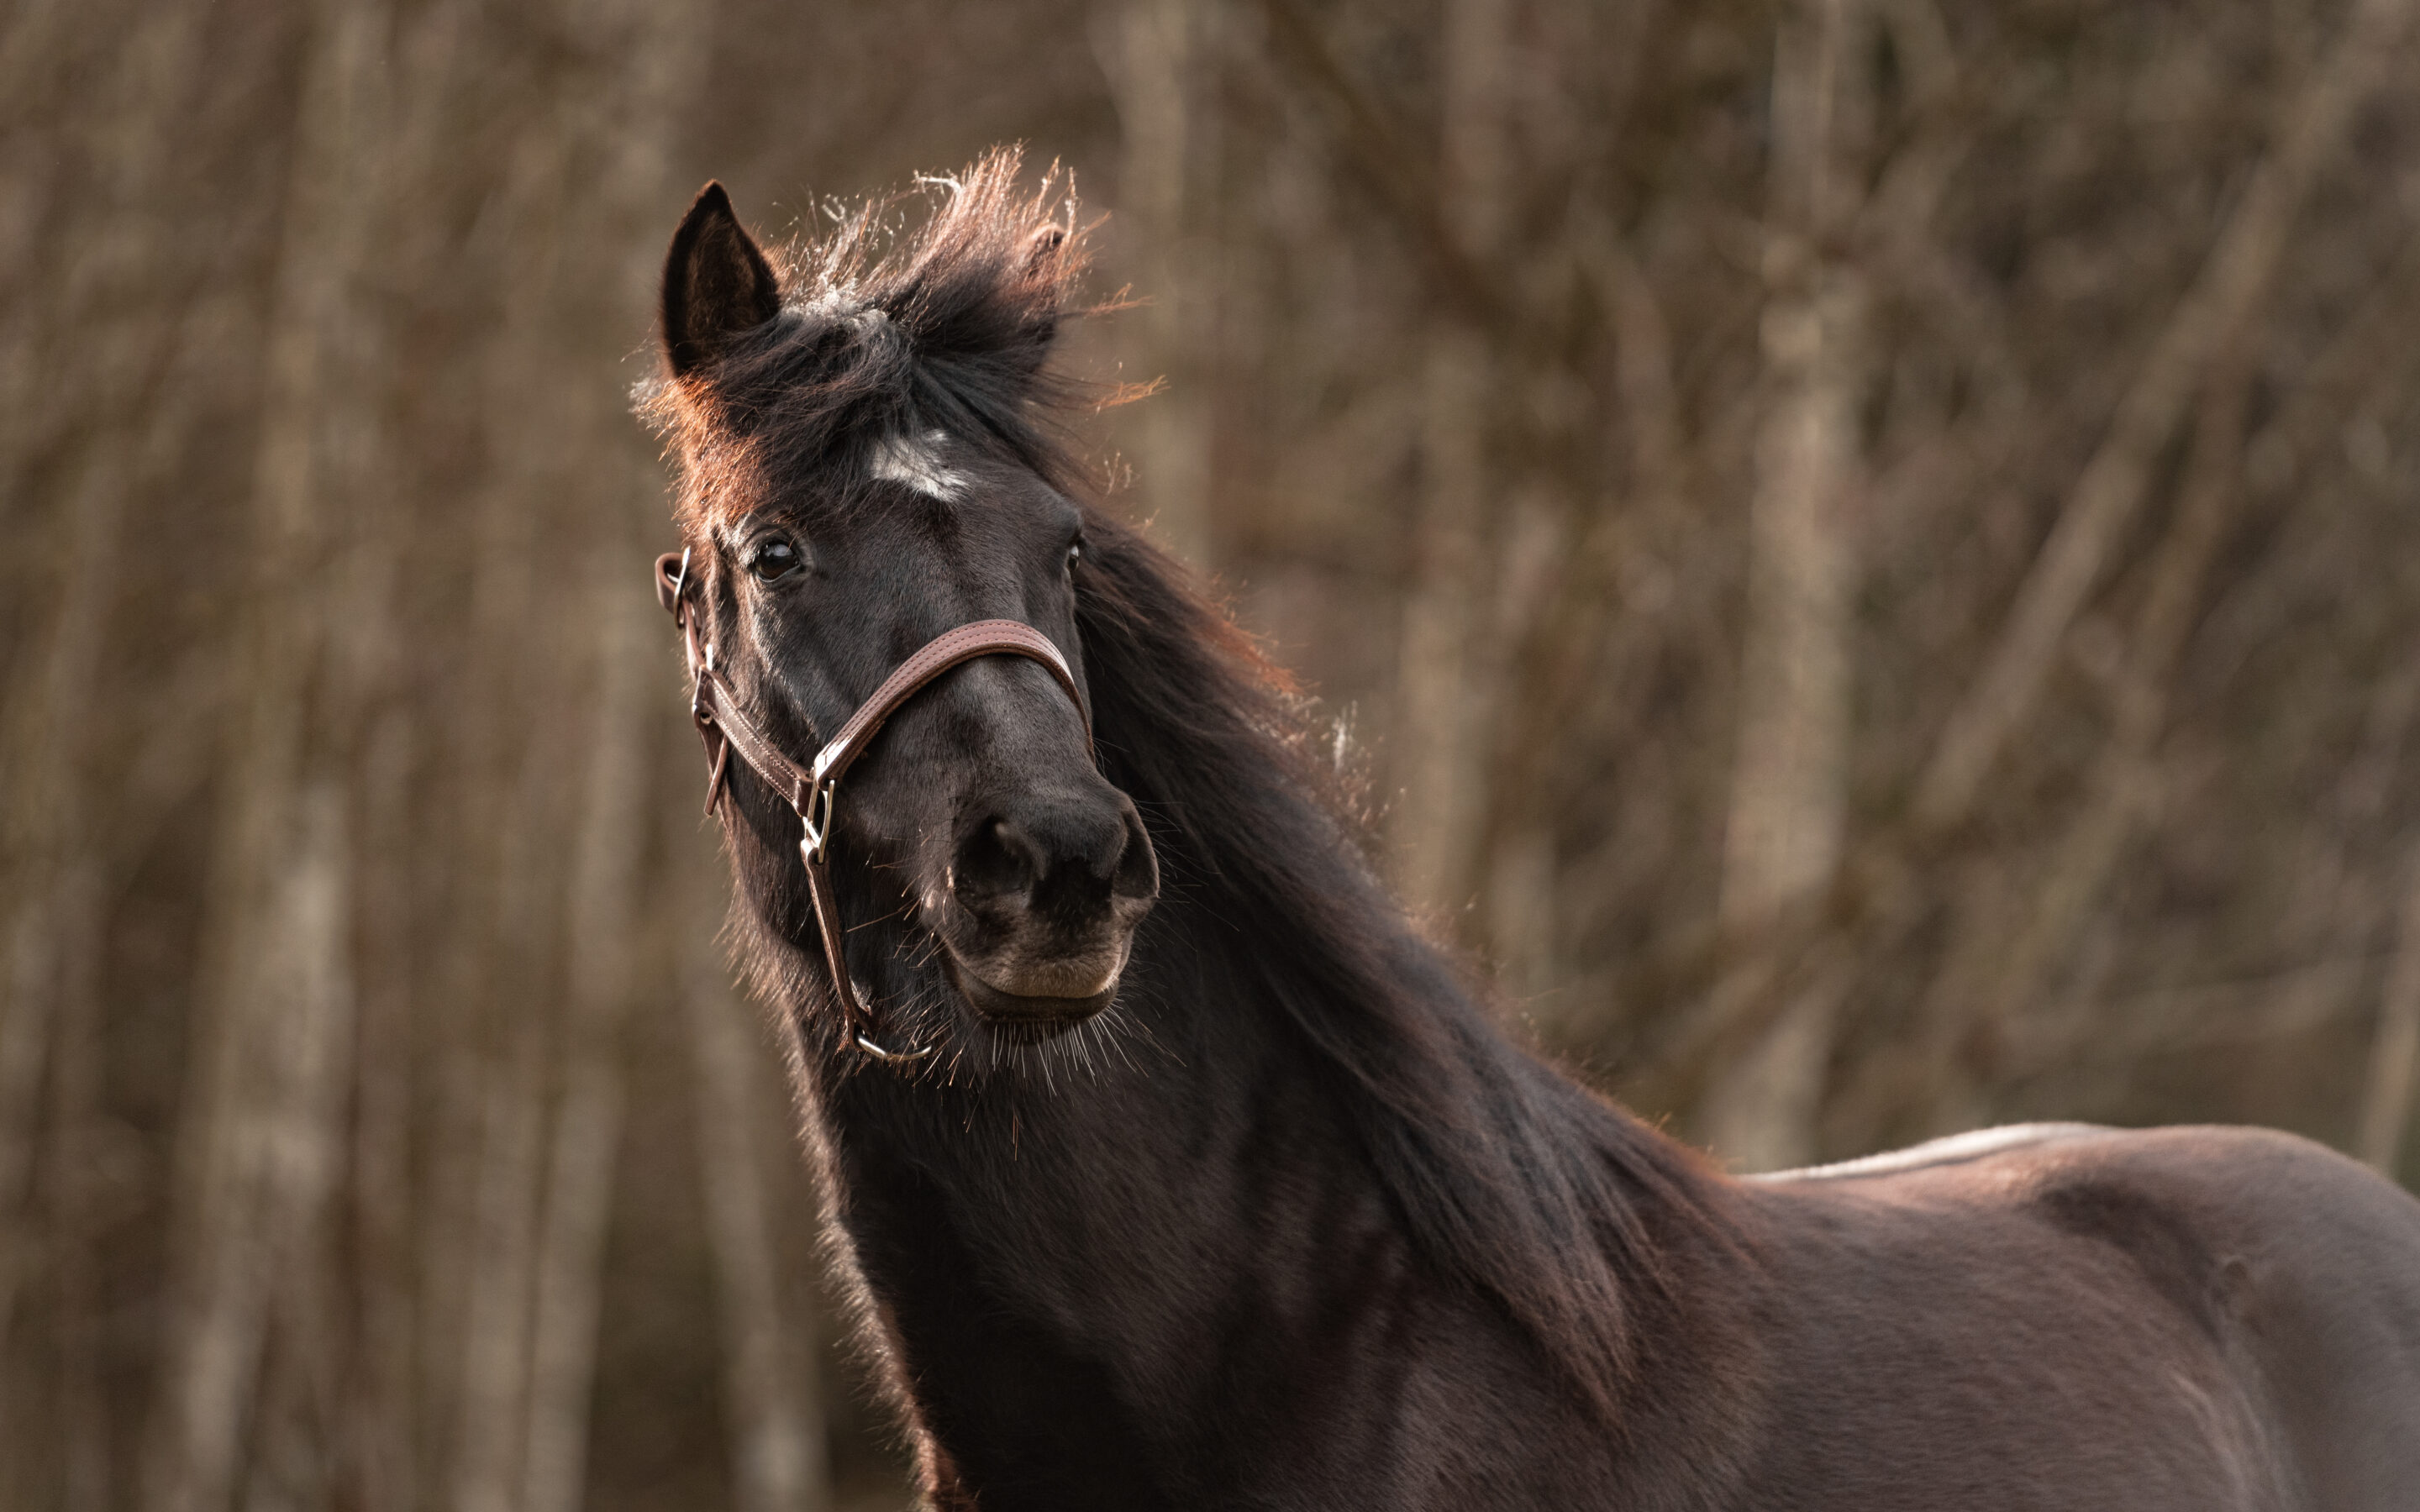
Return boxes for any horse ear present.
[660,182,780,377]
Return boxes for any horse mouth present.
[940,954,1118,1037]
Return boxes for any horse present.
[635,151,2420,1510]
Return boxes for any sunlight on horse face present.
[651,182,1159,1038]
[728,433,1158,1029]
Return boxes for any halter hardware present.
[797,775,837,867]
[656,548,1092,1063]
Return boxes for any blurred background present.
[7,0,2420,1506]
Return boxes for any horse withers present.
[637,152,2420,1509]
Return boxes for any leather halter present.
[655,549,1092,1062]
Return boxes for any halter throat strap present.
[655,549,1092,1062]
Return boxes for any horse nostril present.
[954,816,1045,905]
[1111,803,1158,901]
[945,797,1159,925]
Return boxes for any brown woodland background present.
[7,0,2420,1507]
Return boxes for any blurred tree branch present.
[1700,0,1870,1170]
[1250,0,1508,333]
[143,0,392,1504]
[1911,0,2420,833]
[1618,0,2420,1120]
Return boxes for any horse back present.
[1732,1125,2420,1509]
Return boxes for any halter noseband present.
[655,548,1092,1063]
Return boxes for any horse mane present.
[1074,517,1731,1420]
[638,151,1733,1422]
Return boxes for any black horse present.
[639,153,2420,1509]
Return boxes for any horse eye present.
[1065,537,1084,567]
[751,540,802,582]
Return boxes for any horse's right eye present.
[750,540,802,582]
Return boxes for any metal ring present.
[852,1032,934,1063]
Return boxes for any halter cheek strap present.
[656,549,1092,1062]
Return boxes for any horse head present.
[646,166,1157,1053]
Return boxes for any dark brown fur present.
[642,154,2420,1509]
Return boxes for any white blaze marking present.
[871,429,967,501]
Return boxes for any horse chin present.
[940,954,1118,1041]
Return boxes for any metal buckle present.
[797,779,837,865]
[701,736,731,816]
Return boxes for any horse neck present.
[757,600,1751,1494]
[790,881,1759,1507]
[801,890,1441,1467]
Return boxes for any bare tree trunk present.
[346,705,419,1512]
[1107,0,1218,570]
[142,0,391,1504]
[687,926,831,1512]
[518,12,712,1509]
[1700,0,1867,1172]
[444,104,582,1512]
[1392,0,1511,918]
[450,1014,550,1512]
[2310,643,2420,1176]
[419,52,663,1491]
[149,784,359,1512]
[45,853,110,1512]
[1475,231,1686,1026]
[0,0,207,1387]
[0,905,49,1379]
[2360,853,2420,1174]
[326,12,478,1509]
[432,13,713,1509]
[517,1060,623,1512]
[518,574,655,1512]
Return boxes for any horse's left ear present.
[661,181,780,377]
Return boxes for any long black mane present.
[1075,510,1736,1415]
[644,150,1730,1420]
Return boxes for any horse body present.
[639,155,2420,1509]
[803,948,2420,1509]
[819,1074,2420,1508]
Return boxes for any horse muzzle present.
[932,791,1158,1030]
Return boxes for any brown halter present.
[655,549,1092,1062]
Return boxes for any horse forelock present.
[636,147,1095,539]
